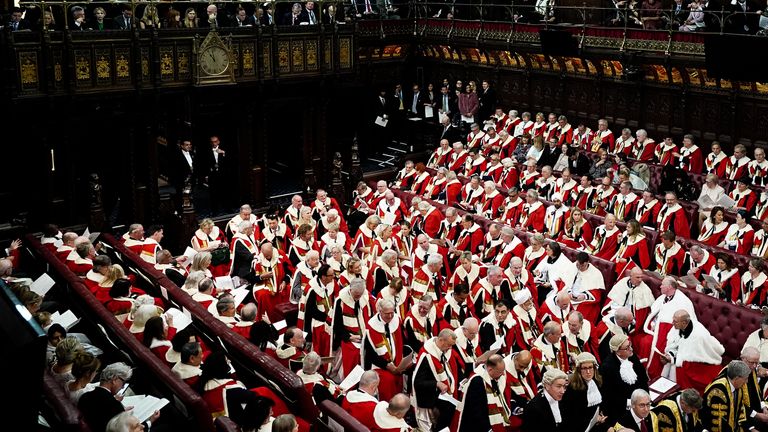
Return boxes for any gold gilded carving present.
[339,38,351,69]
[76,56,90,80]
[242,47,254,73]
[291,40,304,72]
[116,54,130,78]
[306,39,318,71]
[19,53,38,85]
[96,55,110,79]
[277,40,289,73]
[178,51,189,75]
[161,52,174,78]
[263,42,273,76]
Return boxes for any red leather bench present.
[25,235,217,432]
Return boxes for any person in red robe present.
[586,214,622,260]
[654,136,679,166]
[493,226,525,269]
[557,207,593,249]
[653,231,687,277]
[371,394,413,432]
[364,299,406,402]
[340,371,380,431]
[530,321,571,373]
[563,310,600,362]
[331,279,372,379]
[457,354,514,432]
[725,143,751,180]
[705,141,729,178]
[454,215,484,254]
[656,192,691,239]
[632,129,656,161]
[674,134,704,173]
[611,220,651,276]
[518,189,546,233]
[251,242,293,320]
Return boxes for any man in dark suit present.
[79,363,161,432]
[7,7,31,30]
[170,139,195,209]
[198,135,230,215]
[409,84,426,117]
[522,367,568,431]
[599,334,649,425]
[477,80,497,122]
[438,115,460,144]
[614,389,660,431]
[726,0,761,33]
[112,6,134,30]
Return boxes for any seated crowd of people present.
[17,93,768,431]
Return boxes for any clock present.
[194,27,236,85]
[200,46,230,75]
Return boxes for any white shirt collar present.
[543,390,562,423]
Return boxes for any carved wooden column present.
[88,173,107,232]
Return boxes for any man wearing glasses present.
[599,334,649,426]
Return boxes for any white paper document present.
[375,116,388,127]
[489,337,505,351]
[122,395,169,423]
[165,307,192,331]
[51,310,80,330]
[649,376,677,393]
[438,392,459,406]
[339,365,365,391]
[30,273,55,297]
[215,276,235,292]
[424,106,434,118]
[231,287,249,308]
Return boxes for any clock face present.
[200,46,229,75]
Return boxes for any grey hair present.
[631,389,651,405]
[679,388,703,410]
[377,298,395,312]
[302,351,321,374]
[101,362,133,382]
[349,278,366,293]
[427,255,442,266]
[106,412,140,432]
[542,368,568,385]
[726,360,751,379]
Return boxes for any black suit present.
[615,410,657,432]
[598,354,649,424]
[78,386,124,432]
[198,146,230,214]
[522,393,566,431]
[439,124,461,144]
[113,14,134,30]
[478,87,497,121]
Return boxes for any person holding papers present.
[364,299,408,402]
[331,279,371,380]
[80,362,160,431]
[457,354,513,432]
[412,329,457,432]
[521,368,569,431]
